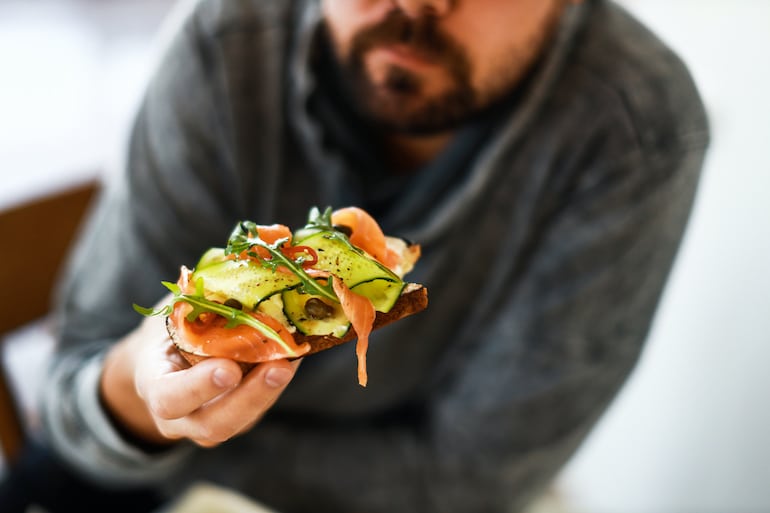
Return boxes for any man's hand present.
[100,309,299,447]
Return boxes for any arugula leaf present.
[133,278,296,353]
[297,206,364,255]
[306,206,333,231]
[225,220,339,303]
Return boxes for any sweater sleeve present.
[40,3,237,485]
[190,144,706,513]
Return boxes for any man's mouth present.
[370,44,438,70]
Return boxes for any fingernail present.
[265,367,292,388]
[213,368,238,388]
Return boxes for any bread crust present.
[169,283,427,370]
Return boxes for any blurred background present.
[1,1,768,512]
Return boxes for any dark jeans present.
[0,442,165,513]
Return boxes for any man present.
[37,0,708,511]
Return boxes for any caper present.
[333,224,353,237]
[304,298,334,320]
[224,298,243,310]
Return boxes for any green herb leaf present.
[132,303,170,317]
[296,206,365,256]
[162,281,182,295]
[225,221,339,303]
[306,206,333,231]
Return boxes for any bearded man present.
[26,0,709,512]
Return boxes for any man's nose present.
[391,0,454,18]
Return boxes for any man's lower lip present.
[372,45,435,67]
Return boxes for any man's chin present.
[360,107,441,135]
[359,93,426,131]
[343,57,475,133]
[357,92,475,135]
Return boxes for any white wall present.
[556,2,770,512]
[0,0,173,209]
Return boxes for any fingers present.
[140,357,243,420]
[128,307,301,445]
[182,359,300,446]
[197,359,299,425]
[104,302,300,447]
[141,358,300,445]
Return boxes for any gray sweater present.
[42,0,709,512]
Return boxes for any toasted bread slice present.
[168,283,427,370]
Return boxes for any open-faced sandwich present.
[135,206,427,386]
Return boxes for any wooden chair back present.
[0,180,99,464]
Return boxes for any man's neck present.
[382,131,454,174]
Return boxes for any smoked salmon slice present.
[332,276,375,387]
[171,267,309,362]
[332,207,400,271]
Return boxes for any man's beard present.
[330,10,478,135]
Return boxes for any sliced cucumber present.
[297,231,400,288]
[351,279,405,313]
[195,247,227,270]
[257,293,296,333]
[282,288,350,337]
[192,258,300,309]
